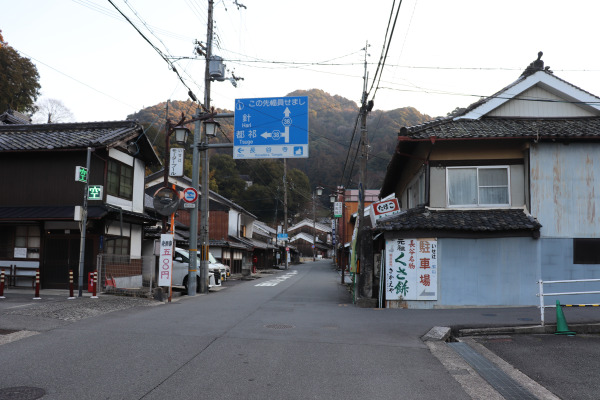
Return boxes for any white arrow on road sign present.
[233,96,308,159]
[260,129,289,143]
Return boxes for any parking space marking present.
[255,270,298,287]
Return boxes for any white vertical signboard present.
[334,202,342,218]
[158,234,174,286]
[385,238,437,300]
[169,148,184,177]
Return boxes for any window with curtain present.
[14,225,41,259]
[107,159,133,200]
[105,237,130,255]
[447,166,509,206]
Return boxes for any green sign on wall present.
[88,185,103,200]
[75,166,88,183]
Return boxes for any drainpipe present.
[425,137,436,207]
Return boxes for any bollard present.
[68,269,75,299]
[91,270,98,299]
[0,269,5,299]
[33,269,41,300]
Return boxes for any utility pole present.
[357,42,374,304]
[198,0,215,294]
[77,146,92,297]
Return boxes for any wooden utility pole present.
[198,0,214,293]
[357,43,374,304]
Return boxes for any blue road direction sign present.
[233,96,309,159]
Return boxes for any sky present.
[3,0,600,123]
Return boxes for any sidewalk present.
[0,286,157,334]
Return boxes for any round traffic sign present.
[183,187,198,203]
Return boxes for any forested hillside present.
[127,90,432,222]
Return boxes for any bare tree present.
[33,98,74,123]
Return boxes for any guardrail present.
[537,278,600,325]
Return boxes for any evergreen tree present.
[0,31,41,114]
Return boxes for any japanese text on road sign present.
[233,96,309,159]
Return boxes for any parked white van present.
[208,252,230,280]
[173,247,218,292]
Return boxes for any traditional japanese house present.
[0,120,160,288]
[376,53,600,308]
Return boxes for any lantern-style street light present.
[313,186,324,262]
[173,125,190,144]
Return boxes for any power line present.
[369,0,403,103]
[107,0,201,104]
[379,86,600,105]
[73,0,194,41]
[16,49,138,110]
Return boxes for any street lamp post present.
[161,114,189,234]
[329,192,336,264]
[312,186,323,262]
[161,112,214,296]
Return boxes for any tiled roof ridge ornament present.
[521,51,552,77]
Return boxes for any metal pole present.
[188,108,201,296]
[78,146,92,297]
[162,101,170,234]
[341,189,345,285]
[539,280,545,326]
[199,0,214,293]
[284,159,288,270]
[313,192,316,262]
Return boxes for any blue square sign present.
[233,96,309,159]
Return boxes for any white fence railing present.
[537,278,600,325]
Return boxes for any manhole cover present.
[0,386,46,400]
[481,313,497,317]
[265,324,294,330]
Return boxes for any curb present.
[457,322,600,337]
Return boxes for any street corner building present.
[0,119,161,289]
[375,53,600,308]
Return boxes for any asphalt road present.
[475,334,600,400]
[1,260,600,399]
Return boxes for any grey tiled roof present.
[400,117,600,140]
[0,110,31,124]
[376,206,541,233]
[0,120,140,151]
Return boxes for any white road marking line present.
[255,270,298,286]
